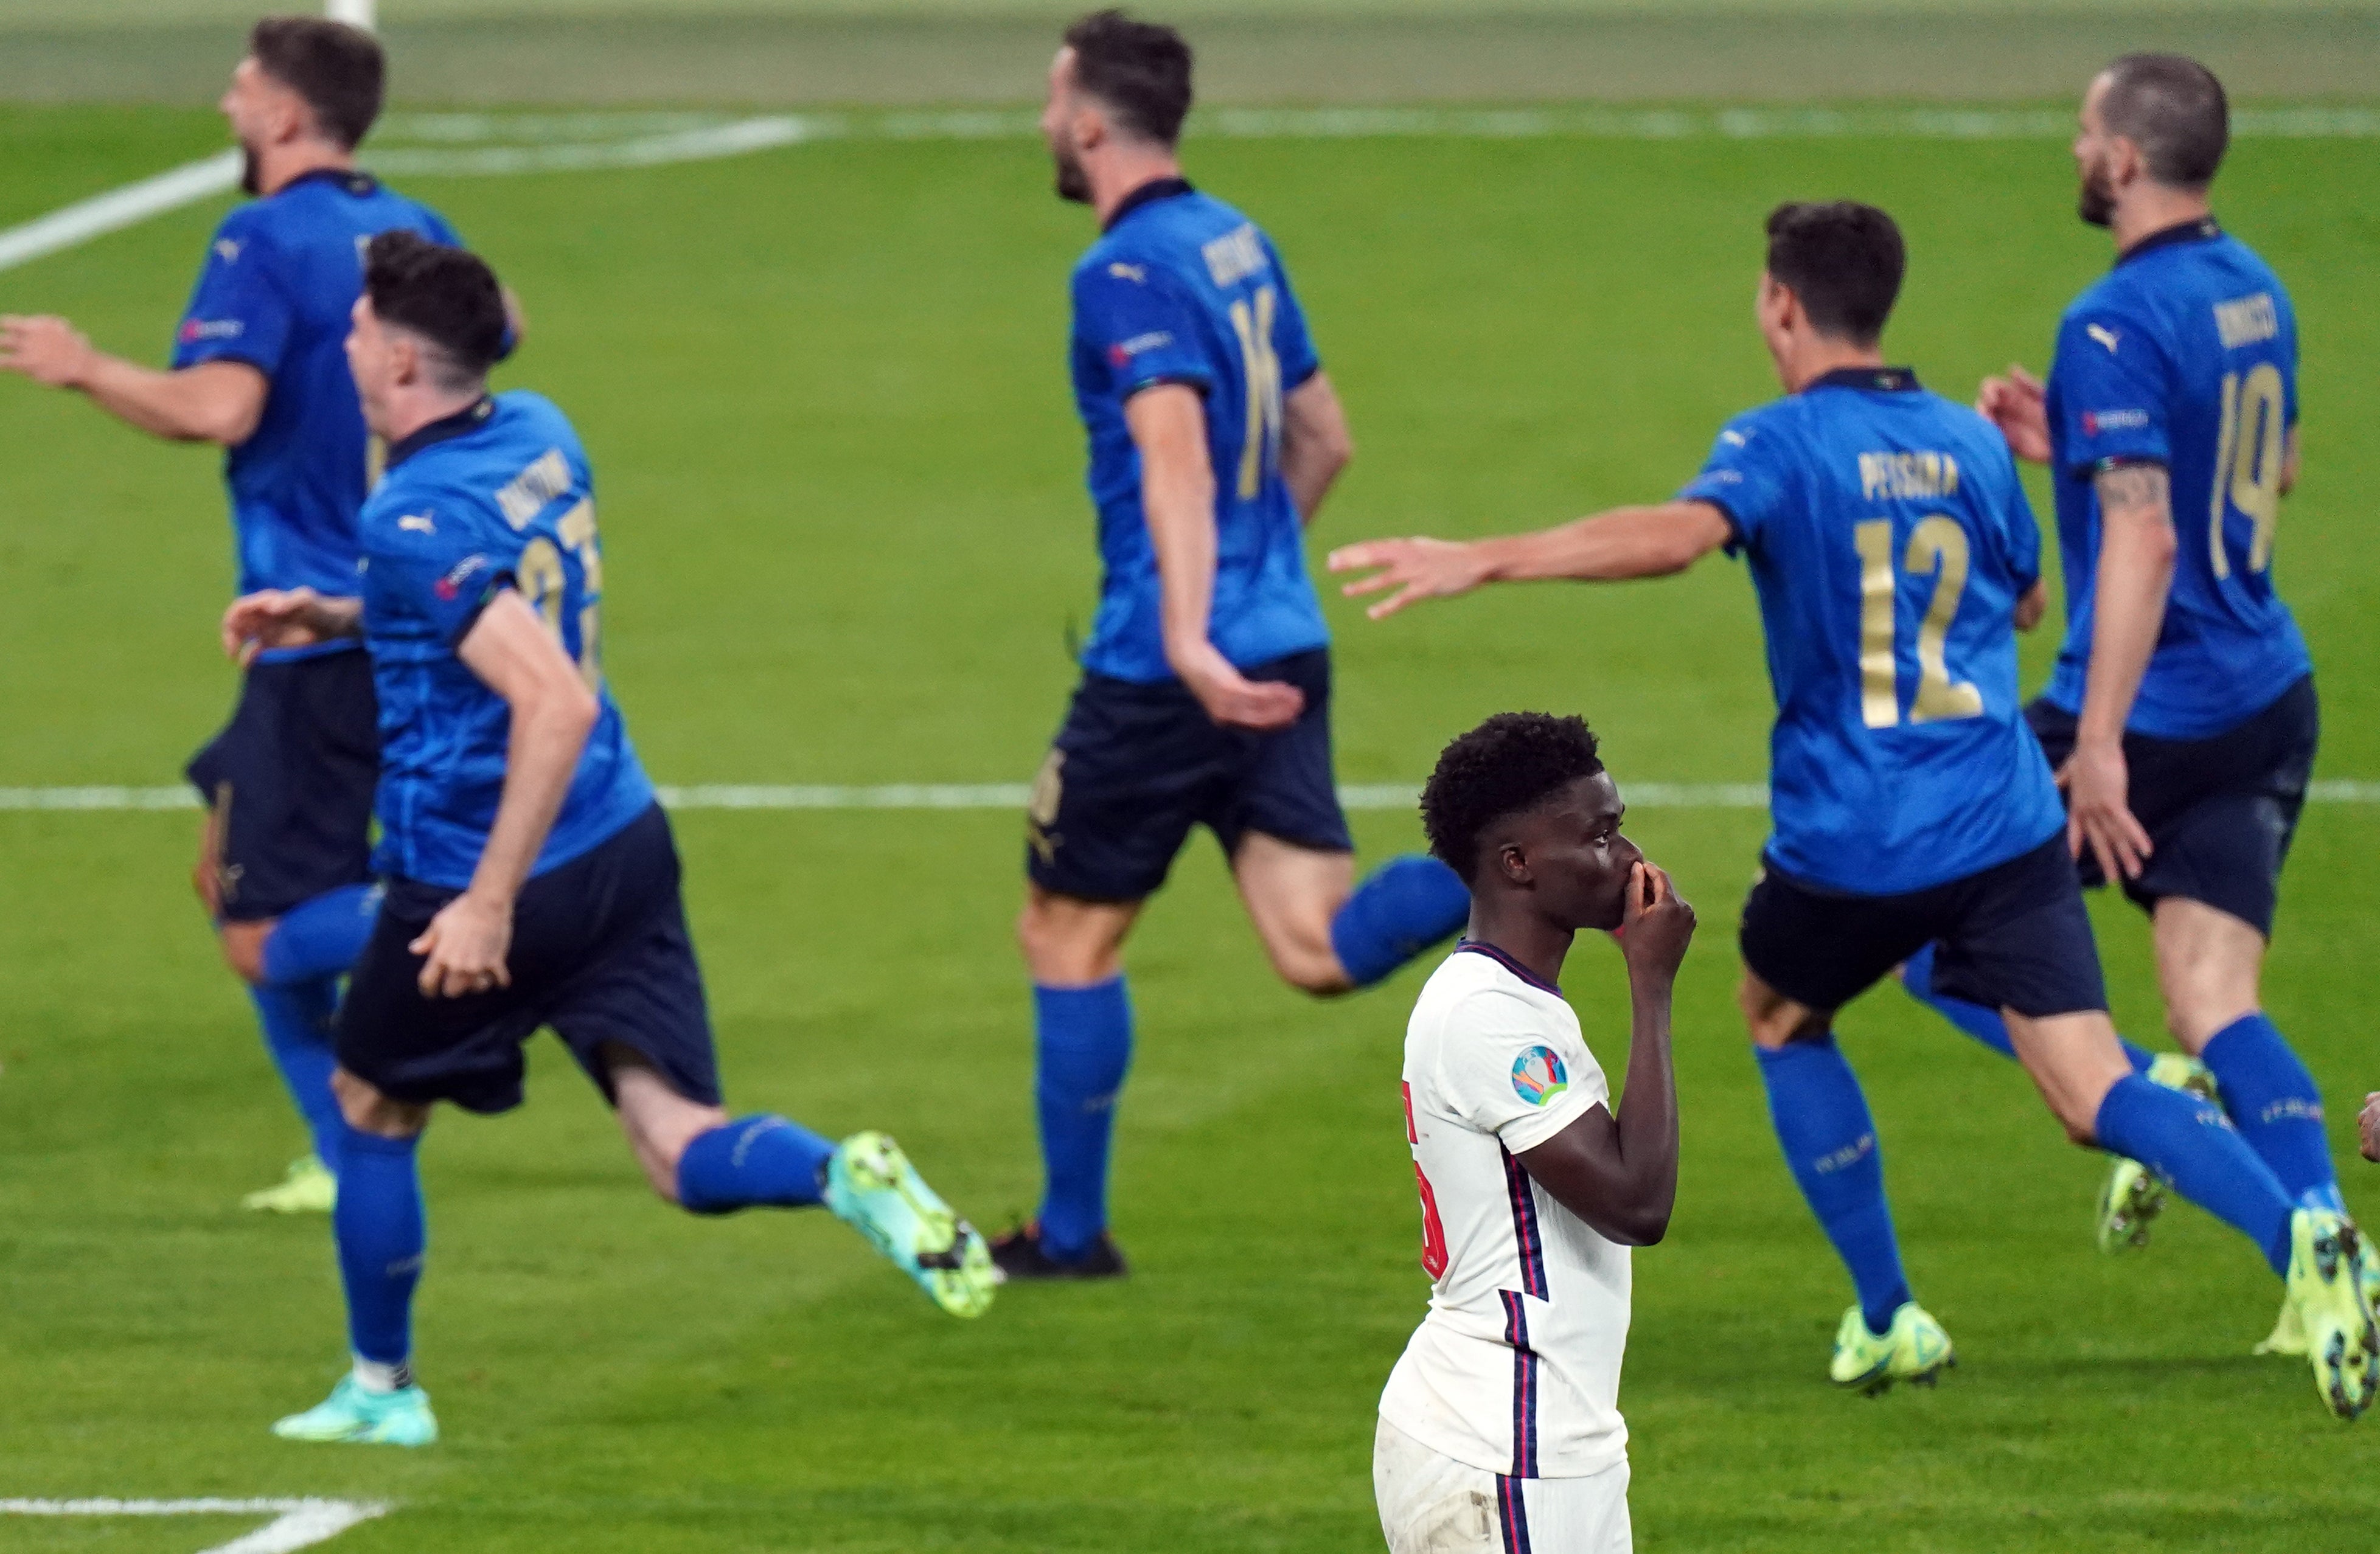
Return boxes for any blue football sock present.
[1329,855,1471,988]
[1754,1038,1911,1336]
[677,1114,835,1213]
[249,980,346,1169]
[333,1128,425,1367]
[259,884,379,987]
[1034,977,1133,1261]
[2093,1074,2295,1275]
[2199,1013,2343,1214]
[1900,943,2156,1073]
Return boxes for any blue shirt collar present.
[2117,215,2221,268]
[1806,365,1921,394]
[277,166,379,199]
[385,395,495,470]
[1102,176,1195,234]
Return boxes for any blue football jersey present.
[1068,179,1329,682]
[1677,368,2065,895]
[357,391,655,889]
[173,168,460,620]
[2040,218,2311,739]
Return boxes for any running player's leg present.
[189,654,381,1210]
[1899,940,2159,1074]
[1219,651,1467,996]
[1736,865,1945,1388]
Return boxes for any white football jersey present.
[1379,943,1632,1481]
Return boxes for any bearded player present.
[1377,713,1691,1554]
[1,16,468,1213]
[997,11,1470,1280]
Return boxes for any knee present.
[1016,900,1122,986]
[1737,976,1820,1050]
[331,1067,427,1139]
[1274,939,1354,999]
[218,920,271,985]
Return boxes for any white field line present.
[0,1497,388,1553]
[5,780,2380,814]
[7,103,2378,275]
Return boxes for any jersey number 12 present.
[1855,516,1985,729]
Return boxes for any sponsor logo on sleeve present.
[2080,408,2149,435]
[1105,331,1174,368]
[2086,322,2122,354]
[433,553,491,601]
[397,512,437,535]
[1107,262,1147,283]
[1511,1046,1570,1106]
[178,318,244,343]
[213,238,243,263]
[1721,429,1748,447]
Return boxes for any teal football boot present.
[824,1131,997,1319]
[272,1376,437,1446]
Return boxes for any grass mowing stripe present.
[7,780,2379,811]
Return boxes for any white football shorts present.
[1373,1415,1631,1553]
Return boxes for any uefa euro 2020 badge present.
[1511,1046,1568,1107]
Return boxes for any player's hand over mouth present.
[411,890,515,999]
[1975,364,2051,463]
[1327,536,1494,620]
[1618,861,1695,985]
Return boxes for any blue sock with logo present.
[1035,977,1133,1261]
[677,1114,835,1212]
[2093,1073,2295,1274]
[248,982,346,1171]
[333,1128,425,1368]
[2198,1013,2343,1213]
[259,883,380,986]
[1899,943,2156,1072]
[1755,1037,1911,1337]
[1329,855,1472,988]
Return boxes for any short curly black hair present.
[1421,713,1605,885]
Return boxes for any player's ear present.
[1495,841,1532,887]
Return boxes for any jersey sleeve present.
[1990,439,2044,591]
[1073,258,1214,398]
[170,211,294,377]
[1676,411,1791,555]
[2050,305,2173,477]
[1431,990,1609,1155]
[371,493,517,648]
[1266,238,1321,391]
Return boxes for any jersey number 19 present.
[1227,285,1283,501]
[2208,364,2285,581]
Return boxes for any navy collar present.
[385,395,495,470]
[277,166,378,199]
[1806,365,1921,394]
[1103,176,1194,233]
[2117,215,2221,268]
[1456,938,1562,997]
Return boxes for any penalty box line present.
[0,1497,388,1553]
[5,780,2380,814]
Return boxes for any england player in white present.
[1379,713,1694,1554]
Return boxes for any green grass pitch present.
[3,105,2379,1550]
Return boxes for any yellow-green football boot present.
[272,1375,437,1446]
[2265,1219,2380,1361]
[824,1131,997,1319]
[243,1154,336,1214]
[2094,1054,2219,1254]
[1831,1302,1954,1396]
[2283,1209,2380,1420]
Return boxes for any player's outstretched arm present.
[0,315,265,445]
[1327,500,1733,621]
[1279,371,1352,527]
[1514,862,1694,1246]
[1129,382,1306,731]
[411,590,600,999]
[2064,461,2173,881]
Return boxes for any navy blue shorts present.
[2027,675,2316,935]
[186,648,378,922]
[1740,833,2108,1018]
[336,805,720,1115]
[1026,648,1354,903]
